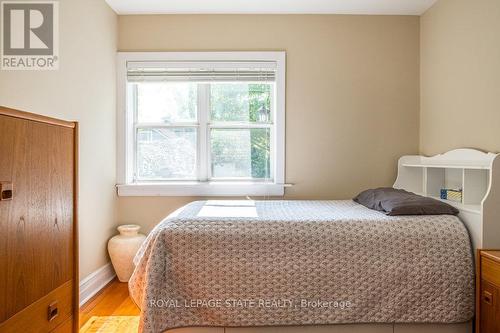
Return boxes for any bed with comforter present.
[129,200,474,333]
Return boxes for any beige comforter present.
[129,200,474,333]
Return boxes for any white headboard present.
[393,148,500,251]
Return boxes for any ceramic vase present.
[108,224,146,282]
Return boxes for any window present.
[117,52,285,196]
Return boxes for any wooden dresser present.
[477,250,500,333]
[0,107,78,332]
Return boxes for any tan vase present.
[108,224,146,282]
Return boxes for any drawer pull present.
[48,301,59,321]
[0,181,13,201]
[483,290,493,305]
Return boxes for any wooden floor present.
[79,279,140,329]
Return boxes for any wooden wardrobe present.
[0,107,78,332]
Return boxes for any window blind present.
[127,61,277,82]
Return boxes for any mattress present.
[129,200,474,333]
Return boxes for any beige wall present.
[420,0,500,155]
[117,15,420,232]
[0,0,117,280]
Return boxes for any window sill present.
[116,182,286,197]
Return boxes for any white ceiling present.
[105,0,438,15]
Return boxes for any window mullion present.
[132,84,138,183]
[198,84,209,182]
[269,82,276,182]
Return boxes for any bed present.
[129,149,500,333]
[129,200,474,333]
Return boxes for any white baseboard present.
[79,262,116,307]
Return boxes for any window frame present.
[116,51,286,196]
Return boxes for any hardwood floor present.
[79,279,140,329]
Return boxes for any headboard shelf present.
[432,197,480,214]
[394,148,500,250]
[402,163,489,170]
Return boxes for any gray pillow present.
[353,187,459,216]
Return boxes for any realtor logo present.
[1,1,59,70]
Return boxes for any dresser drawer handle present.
[0,181,13,201]
[48,301,59,321]
[483,290,493,305]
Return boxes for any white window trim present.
[116,51,286,196]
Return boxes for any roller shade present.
[127,61,277,82]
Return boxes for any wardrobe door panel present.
[0,115,26,322]
[0,115,74,323]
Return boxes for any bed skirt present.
[164,322,472,333]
